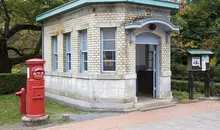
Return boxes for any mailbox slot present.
[32,86,44,100]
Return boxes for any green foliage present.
[0,73,26,95]
[6,0,71,24]
[172,90,202,103]
[209,65,220,80]
[171,80,205,93]
[171,0,220,64]
[0,94,22,124]
[0,0,72,71]
[0,94,82,125]
[171,80,220,96]
[5,0,72,57]
[171,62,188,77]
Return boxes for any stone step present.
[139,103,176,112]
[134,99,172,110]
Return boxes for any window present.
[52,36,58,71]
[64,33,71,72]
[80,30,87,72]
[101,28,116,72]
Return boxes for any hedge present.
[171,80,220,96]
[0,73,26,95]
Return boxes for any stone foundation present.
[45,72,137,111]
[45,71,173,111]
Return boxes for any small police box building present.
[36,0,180,111]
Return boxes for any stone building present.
[36,0,180,111]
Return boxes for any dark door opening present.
[136,44,157,98]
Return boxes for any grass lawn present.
[172,90,203,103]
[0,94,83,125]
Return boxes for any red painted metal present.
[25,58,46,118]
[15,88,26,114]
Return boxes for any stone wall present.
[45,72,136,111]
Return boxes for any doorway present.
[135,33,159,99]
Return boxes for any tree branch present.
[10,36,42,66]
[7,47,24,56]
[7,24,41,38]
[34,34,42,54]
[10,54,41,66]
[1,0,10,36]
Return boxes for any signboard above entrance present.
[187,49,214,71]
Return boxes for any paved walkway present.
[127,110,220,130]
[40,100,220,130]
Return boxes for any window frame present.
[52,36,58,71]
[79,30,88,72]
[64,33,71,72]
[101,28,117,73]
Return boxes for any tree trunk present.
[0,40,11,73]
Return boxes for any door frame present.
[153,45,159,98]
[135,32,160,98]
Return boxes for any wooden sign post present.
[187,49,214,99]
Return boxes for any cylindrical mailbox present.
[26,58,46,118]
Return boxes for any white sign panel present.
[27,67,29,79]
[202,56,206,71]
[206,55,209,63]
[192,57,200,67]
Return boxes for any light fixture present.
[149,24,156,30]
[166,32,171,44]
[146,8,152,17]
[127,30,135,44]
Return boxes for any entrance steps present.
[134,98,175,111]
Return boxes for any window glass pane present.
[103,28,115,39]
[54,55,58,70]
[148,52,153,70]
[83,52,87,61]
[103,41,115,50]
[65,34,71,53]
[84,62,87,71]
[68,54,71,70]
[53,37,57,53]
[80,31,87,51]
[103,62,115,71]
[67,40,71,52]
[69,61,71,70]
[56,62,58,70]
[82,41,87,51]
[103,51,115,60]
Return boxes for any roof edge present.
[36,0,180,22]
[187,49,214,55]
[125,18,180,31]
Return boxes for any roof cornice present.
[36,0,180,22]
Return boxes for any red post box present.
[25,58,46,118]
[15,88,26,114]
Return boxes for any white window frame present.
[80,30,87,72]
[101,28,116,72]
[52,36,58,71]
[64,33,71,72]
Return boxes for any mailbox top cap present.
[26,58,45,65]
[187,49,214,55]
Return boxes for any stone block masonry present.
[42,3,173,111]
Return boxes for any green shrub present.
[0,73,26,95]
[171,80,220,95]
[171,63,188,77]
[210,65,220,80]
